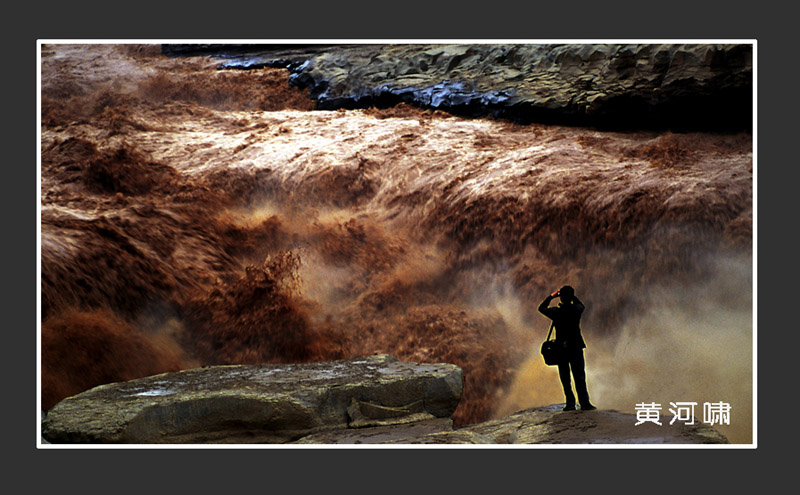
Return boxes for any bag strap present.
[546,321,555,341]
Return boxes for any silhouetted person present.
[538,285,596,411]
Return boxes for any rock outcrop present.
[41,354,463,444]
[294,404,729,445]
[41,354,728,444]
[163,43,753,131]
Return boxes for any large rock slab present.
[40,353,729,445]
[453,405,729,444]
[41,354,463,444]
[167,43,752,131]
[293,405,729,444]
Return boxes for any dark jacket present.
[538,295,586,349]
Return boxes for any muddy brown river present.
[39,44,753,443]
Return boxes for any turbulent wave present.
[39,44,753,442]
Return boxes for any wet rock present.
[180,43,752,131]
[40,354,464,444]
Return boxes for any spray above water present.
[39,44,753,441]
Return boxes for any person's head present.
[558,285,575,304]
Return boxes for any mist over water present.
[39,44,754,443]
[494,252,752,443]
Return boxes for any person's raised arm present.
[538,289,560,317]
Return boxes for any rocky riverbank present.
[162,43,752,131]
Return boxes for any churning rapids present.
[39,44,753,443]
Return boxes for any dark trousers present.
[558,348,591,407]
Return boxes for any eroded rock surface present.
[294,404,728,445]
[464,405,728,445]
[42,354,728,445]
[41,354,463,444]
[165,43,753,131]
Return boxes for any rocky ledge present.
[162,43,752,131]
[41,354,728,445]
